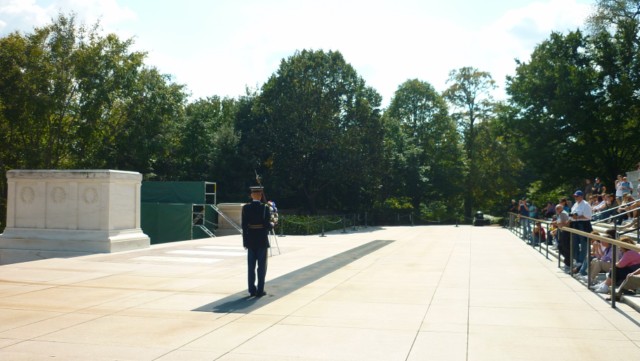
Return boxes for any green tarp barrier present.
[141,181,209,204]
[140,181,217,244]
[141,203,193,244]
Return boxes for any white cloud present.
[0,0,51,34]
[463,0,592,99]
[53,0,136,28]
[0,0,135,35]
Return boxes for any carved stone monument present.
[0,170,150,264]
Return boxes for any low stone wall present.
[0,169,150,264]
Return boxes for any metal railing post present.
[586,236,592,288]
[569,232,575,275]
[611,244,618,308]
[545,222,550,259]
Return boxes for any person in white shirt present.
[571,190,592,277]
[591,195,607,220]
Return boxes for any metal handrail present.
[507,212,640,309]
[592,199,640,225]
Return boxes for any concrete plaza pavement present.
[0,225,639,360]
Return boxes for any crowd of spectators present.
[508,165,640,301]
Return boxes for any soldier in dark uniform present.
[242,186,271,297]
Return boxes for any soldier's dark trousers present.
[247,247,268,294]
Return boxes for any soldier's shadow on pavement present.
[194,293,270,314]
[193,239,394,314]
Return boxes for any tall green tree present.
[443,67,496,219]
[0,14,148,170]
[587,0,640,32]
[472,104,525,214]
[383,79,463,219]
[257,50,384,213]
[101,68,187,179]
[506,31,595,188]
[507,23,640,187]
[179,96,240,185]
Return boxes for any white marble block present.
[215,203,243,236]
[1,170,150,264]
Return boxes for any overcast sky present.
[0,0,593,105]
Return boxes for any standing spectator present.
[615,174,624,205]
[559,198,571,213]
[519,199,531,242]
[553,204,571,272]
[528,201,538,219]
[508,199,518,228]
[592,177,603,195]
[584,178,593,198]
[636,162,640,195]
[621,176,632,196]
[570,190,593,277]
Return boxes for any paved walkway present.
[0,226,639,360]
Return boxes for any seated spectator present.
[615,193,639,225]
[587,231,613,284]
[596,193,616,223]
[532,221,546,246]
[593,237,640,294]
[592,195,607,220]
[608,268,640,300]
[549,220,558,249]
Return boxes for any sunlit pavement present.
[1,225,639,360]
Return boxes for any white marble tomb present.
[0,169,150,264]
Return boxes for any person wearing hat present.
[570,190,593,277]
[242,186,272,297]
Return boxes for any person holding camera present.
[518,199,531,242]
